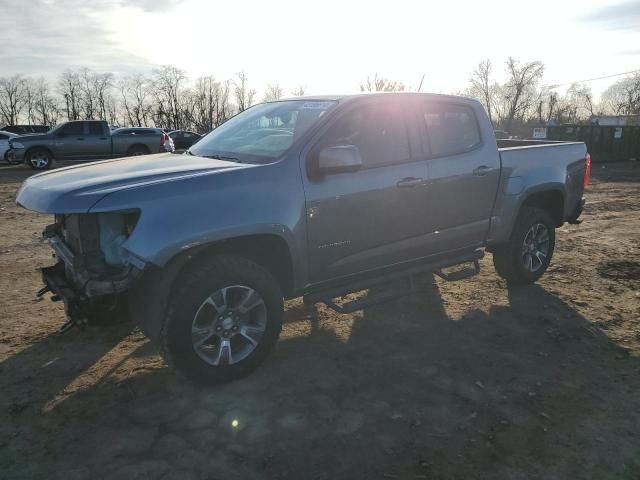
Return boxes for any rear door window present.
[419,103,481,157]
[88,123,104,135]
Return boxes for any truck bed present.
[485,139,588,247]
[496,139,580,149]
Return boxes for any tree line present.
[0,66,302,133]
[466,58,640,135]
[0,62,638,134]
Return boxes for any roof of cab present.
[277,92,478,104]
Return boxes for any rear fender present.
[486,182,565,247]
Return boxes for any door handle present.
[76,137,85,140]
[473,165,492,176]
[396,177,424,188]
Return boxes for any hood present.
[11,133,49,143]
[16,153,251,213]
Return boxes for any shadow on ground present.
[1,277,638,480]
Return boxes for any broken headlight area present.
[42,209,144,298]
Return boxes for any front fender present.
[89,159,307,287]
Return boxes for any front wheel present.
[492,207,556,284]
[164,255,283,385]
[26,148,53,170]
[5,151,19,165]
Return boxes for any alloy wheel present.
[29,152,50,168]
[521,223,550,272]
[191,285,267,366]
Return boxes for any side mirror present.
[316,145,362,176]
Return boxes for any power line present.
[548,68,640,88]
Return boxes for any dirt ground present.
[0,161,639,480]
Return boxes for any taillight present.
[583,153,591,189]
[160,133,167,146]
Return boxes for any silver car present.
[0,131,20,163]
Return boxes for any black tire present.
[6,152,21,165]
[26,148,53,170]
[163,255,283,385]
[492,206,556,285]
[126,145,150,156]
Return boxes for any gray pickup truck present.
[16,93,589,384]
[8,120,168,170]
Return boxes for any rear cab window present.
[419,102,482,158]
[88,123,104,135]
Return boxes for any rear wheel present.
[126,145,150,156]
[164,255,283,385]
[26,148,53,170]
[492,207,555,284]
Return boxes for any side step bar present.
[434,260,480,282]
[322,277,419,314]
[304,251,483,314]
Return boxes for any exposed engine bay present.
[39,211,145,332]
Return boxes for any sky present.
[1,0,639,99]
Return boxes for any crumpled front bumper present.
[45,232,140,297]
[40,231,144,325]
[7,148,25,163]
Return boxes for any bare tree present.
[189,75,233,133]
[94,72,114,120]
[501,57,544,129]
[600,72,640,115]
[57,70,82,120]
[119,74,153,127]
[566,83,594,120]
[263,83,283,101]
[468,60,496,125]
[23,78,38,125]
[79,67,97,119]
[0,75,28,125]
[291,86,306,96]
[359,73,406,92]
[536,87,558,124]
[152,65,187,129]
[31,77,59,126]
[234,71,256,112]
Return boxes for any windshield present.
[48,123,66,134]
[189,100,337,163]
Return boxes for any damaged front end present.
[39,210,146,332]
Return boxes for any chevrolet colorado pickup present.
[8,120,169,170]
[16,93,590,384]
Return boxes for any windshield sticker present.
[300,101,334,110]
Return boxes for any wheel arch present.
[520,187,565,227]
[25,145,56,163]
[130,233,295,343]
[126,143,151,155]
[182,234,295,296]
